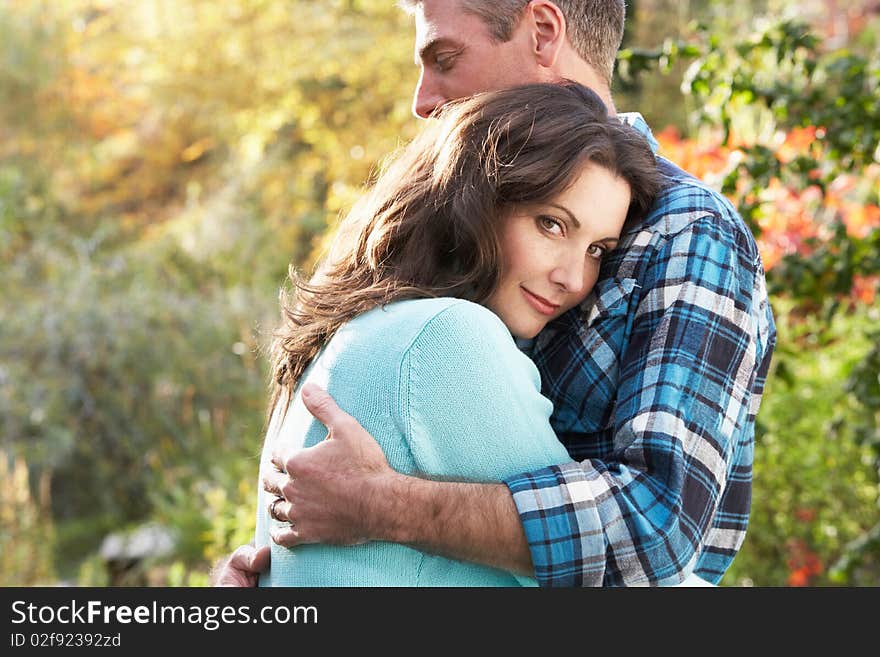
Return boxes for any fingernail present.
[301,384,312,398]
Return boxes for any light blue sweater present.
[255,297,571,587]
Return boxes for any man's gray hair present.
[398,1,626,85]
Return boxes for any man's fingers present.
[248,545,270,573]
[262,469,285,497]
[270,526,304,549]
[301,383,357,435]
[268,496,294,524]
[229,544,264,574]
[210,542,269,587]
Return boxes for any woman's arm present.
[266,301,572,576]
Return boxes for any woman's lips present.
[520,287,560,316]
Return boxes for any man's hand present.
[210,543,270,587]
[263,383,533,575]
[263,383,397,548]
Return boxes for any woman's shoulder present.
[355,297,509,344]
[390,299,537,383]
[317,298,508,375]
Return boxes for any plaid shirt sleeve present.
[504,178,776,586]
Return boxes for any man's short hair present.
[399,1,626,85]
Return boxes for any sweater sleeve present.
[399,300,571,483]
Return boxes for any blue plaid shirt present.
[504,114,777,586]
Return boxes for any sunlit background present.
[1,0,878,586]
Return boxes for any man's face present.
[412,0,544,118]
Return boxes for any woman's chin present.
[509,323,544,341]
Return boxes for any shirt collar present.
[618,112,659,154]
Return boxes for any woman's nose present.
[549,259,588,296]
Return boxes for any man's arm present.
[506,202,776,586]
[267,205,774,586]
[264,383,533,575]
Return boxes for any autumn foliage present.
[1,1,878,586]
[656,126,880,304]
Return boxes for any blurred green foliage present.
[1,0,878,586]
[724,301,880,586]
[620,7,880,585]
[1,0,417,583]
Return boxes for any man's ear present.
[527,1,567,68]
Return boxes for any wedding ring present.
[270,497,283,521]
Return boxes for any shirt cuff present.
[504,463,606,587]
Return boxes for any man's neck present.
[552,53,617,116]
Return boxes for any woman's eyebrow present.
[547,203,580,228]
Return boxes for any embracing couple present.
[214,0,776,588]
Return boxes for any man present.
[214,0,776,587]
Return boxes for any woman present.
[255,82,660,586]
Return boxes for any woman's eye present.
[539,216,564,236]
[587,244,607,260]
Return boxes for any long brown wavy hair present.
[268,81,661,418]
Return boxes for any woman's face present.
[486,163,632,340]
